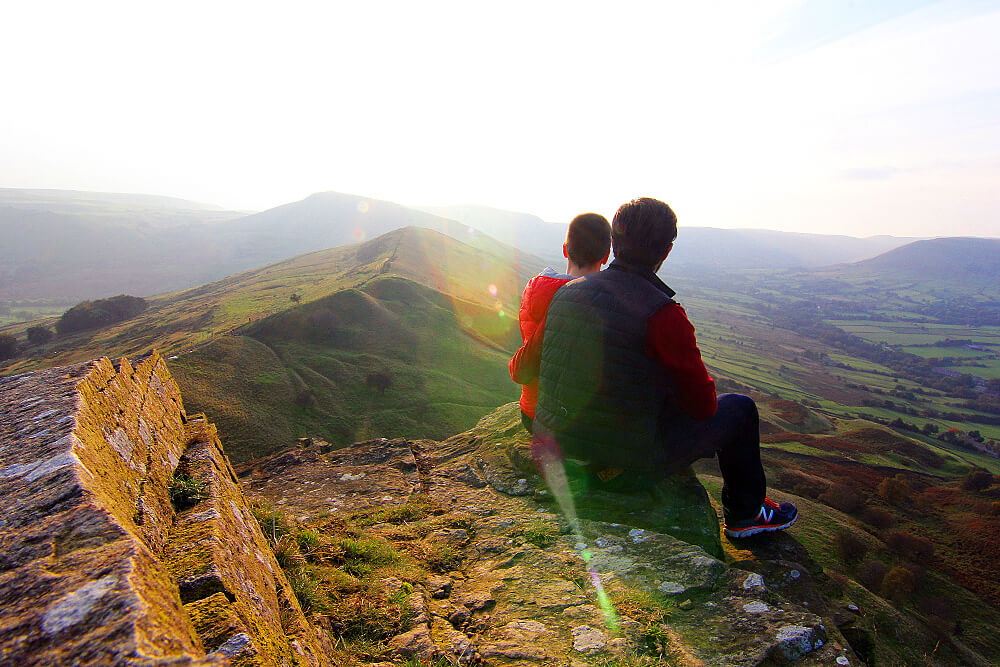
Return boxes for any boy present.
[510,212,611,433]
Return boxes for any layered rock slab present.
[0,355,329,666]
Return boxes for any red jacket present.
[510,285,717,420]
[510,269,574,418]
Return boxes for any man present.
[510,213,611,434]
[531,197,797,538]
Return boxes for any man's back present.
[534,261,676,470]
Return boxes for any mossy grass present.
[419,543,463,573]
[252,500,294,541]
[258,503,420,652]
[521,518,558,548]
[353,494,445,526]
[168,470,209,510]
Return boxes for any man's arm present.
[509,315,546,385]
[645,303,717,419]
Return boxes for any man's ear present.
[562,242,569,259]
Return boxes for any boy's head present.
[611,197,677,268]
[564,213,612,268]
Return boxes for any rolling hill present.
[422,202,919,271]
[0,226,545,459]
[1,187,922,306]
[666,227,918,271]
[0,189,247,302]
[0,189,538,305]
[839,236,1000,287]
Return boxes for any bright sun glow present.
[1,1,998,237]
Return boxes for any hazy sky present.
[2,1,998,237]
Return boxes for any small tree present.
[0,333,16,360]
[857,560,889,593]
[834,529,868,564]
[885,531,935,565]
[861,507,896,530]
[26,326,54,345]
[877,476,911,506]
[290,293,302,304]
[960,468,993,492]
[819,483,863,513]
[881,566,916,604]
[366,371,392,396]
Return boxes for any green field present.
[827,320,1000,346]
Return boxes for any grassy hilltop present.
[1,226,545,459]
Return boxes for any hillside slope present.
[841,237,1000,286]
[2,226,545,459]
[171,276,520,461]
[0,189,520,303]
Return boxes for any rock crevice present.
[0,354,329,666]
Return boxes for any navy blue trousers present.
[659,393,767,522]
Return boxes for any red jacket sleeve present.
[645,303,717,419]
[509,314,546,385]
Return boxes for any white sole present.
[724,513,798,538]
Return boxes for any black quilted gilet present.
[534,261,678,470]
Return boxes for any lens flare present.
[357,201,370,213]
[535,443,620,633]
[488,284,498,297]
[352,227,366,241]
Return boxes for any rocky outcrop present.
[0,354,329,666]
[245,403,863,666]
[3,356,862,666]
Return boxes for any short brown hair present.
[611,198,677,267]
[566,213,611,266]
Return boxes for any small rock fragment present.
[659,581,686,594]
[742,572,766,592]
[772,624,824,662]
[571,625,607,652]
[743,601,770,614]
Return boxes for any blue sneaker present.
[724,498,798,538]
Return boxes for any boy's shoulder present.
[525,268,574,292]
[530,267,575,286]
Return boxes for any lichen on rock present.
[0,355,329,666]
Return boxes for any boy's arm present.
[509,315,546,384]
[645,303,717,419]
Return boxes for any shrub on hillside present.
[0,333,16,360]
[881,566,916,604]
[857,559,889,593]
[885,531,935,564]
[56,295,148,335]
[820,484,863,514]
[861,507,896,530]
[26,326,54,345]
[834,529,868,564]
[961,467,994,492]
[877,475,911,506]
[365,371,392,396]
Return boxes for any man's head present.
[564,212,612,269]
[611,197,677,268]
